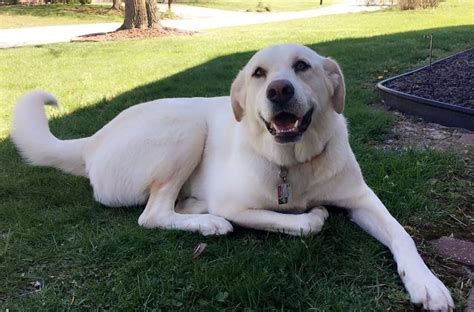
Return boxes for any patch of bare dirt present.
[381,111,473,162]
[71,27,193,43]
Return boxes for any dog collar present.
[277,142,328,205]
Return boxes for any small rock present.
[428,131,448,140]
[424,128,449,140]
[459,133,474,146]
[403,125,417,132]
[431,237,474,266]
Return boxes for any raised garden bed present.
[377,48,474,130]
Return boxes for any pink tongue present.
[273,114,298,130]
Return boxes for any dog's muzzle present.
[260,107,314,144]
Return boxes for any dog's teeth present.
[271,120,299,135]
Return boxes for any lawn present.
[175,0,343,12]
[0,4,125,28]
[0,0,473,310]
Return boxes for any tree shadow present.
[48,49,253,139]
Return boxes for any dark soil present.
[384,49,474,109]
[71,27,193,43]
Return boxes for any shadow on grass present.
[0,25,472,310]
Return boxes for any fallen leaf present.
[192,243,207,259]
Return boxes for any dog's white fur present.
[11,44,453,310]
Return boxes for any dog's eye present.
[294,60,310,72]
[252,67,266,78]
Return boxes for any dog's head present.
[231,44,345,145]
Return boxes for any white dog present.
[11,44,453,310]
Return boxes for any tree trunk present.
[120,0,160,29]
[145,0,160,28]
[112,0,121,11]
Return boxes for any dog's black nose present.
[266,80,294,105]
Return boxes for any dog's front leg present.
[219,206,328,236]
[341,186,454,311]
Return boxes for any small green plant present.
[162,8,177,19]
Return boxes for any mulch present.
[71,27,193,43]
[384,49,473,109]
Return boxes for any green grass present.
[175,0,343,12]
[0,4,124,28]
[1,0,473,310]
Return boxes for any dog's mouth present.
[260,108,314,143]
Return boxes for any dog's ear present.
[323,57,345,114]
[230,70,246,122]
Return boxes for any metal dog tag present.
[277,182,291,205]
[278,166,291,205]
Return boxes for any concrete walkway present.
[0,1,383,48]
[162,1,382,31]
[0,23,121,48]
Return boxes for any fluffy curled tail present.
[11,91,88,177]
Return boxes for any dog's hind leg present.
[139,182,233,235]
[120,112,231,236]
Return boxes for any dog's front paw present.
[192,214,234,236]
[308,206,329,220]
[291,206,328,236]
[399,264,454,311]
[306,206,329,233]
